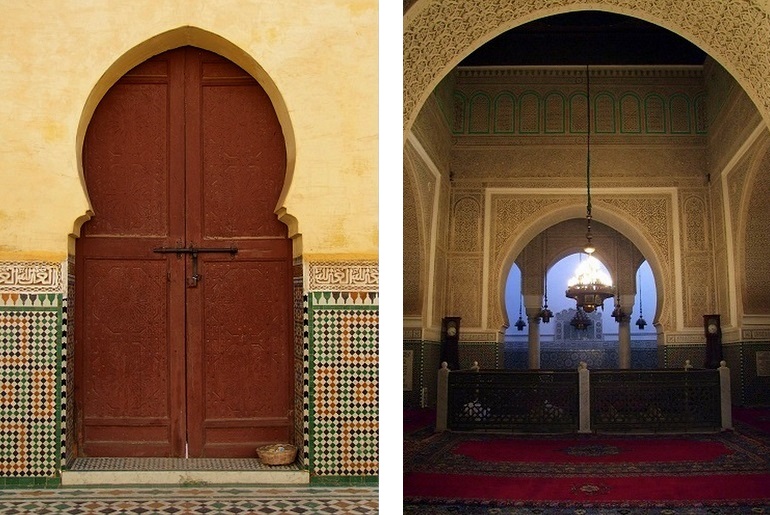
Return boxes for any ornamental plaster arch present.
[404,0,770,134]
[72,26,299,243]
[493,200,669,333]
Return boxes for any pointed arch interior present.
[495,202,666,333]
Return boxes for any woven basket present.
[257,443,298,465]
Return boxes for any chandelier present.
[565,65,615,314]
[566,255,614,313]
[539,274,553,323]
[514,293,526,331]
[635,271,648,329]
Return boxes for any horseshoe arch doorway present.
[75,46,293,458]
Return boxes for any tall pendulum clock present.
[441,317,461,371]
[704,314,722,369]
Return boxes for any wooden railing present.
[436,361,732,434]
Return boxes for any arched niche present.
[494,202,667,333]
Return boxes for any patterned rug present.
[0,486,379,514]
[404,408,770,513]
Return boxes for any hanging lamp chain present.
[585,64,593,250]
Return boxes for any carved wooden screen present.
[76,47,292,458]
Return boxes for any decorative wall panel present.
[458,342,499,369]
[308,291,378,476]
[663,344,707,369]
[451,68,705,137]
[293,259,309,468]
[0,263,65,294]
[487,192,674,331]
[447,256,482,327]
[403,168,424,316]
[404,0,770,132]
[450,196,482,252]
[741,342,770,406]
[743,146,770,314]
[308,261,378,292]
[0,294,62,477]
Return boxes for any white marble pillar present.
[578,362,591,433]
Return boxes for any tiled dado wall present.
[306,261,378,478]
[655,342,770,407]
[0,258,379,481]
[0,261,66,480]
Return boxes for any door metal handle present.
[153,245,238,288]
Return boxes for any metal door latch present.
[152,244,238,288]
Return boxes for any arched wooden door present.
[75,47,293,458]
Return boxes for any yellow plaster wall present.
[0,0,378,261]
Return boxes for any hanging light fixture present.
[539,273,553,323]
[611,284,625,322]
[570,307,592,330]
[514,294,527,331]
[565,65,615,314]
[635,271,648,330]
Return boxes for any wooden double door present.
[75,47,293,458]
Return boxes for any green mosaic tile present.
[308,297,378,477]
[0,298,62,478]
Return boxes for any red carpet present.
[404,407,770,510]
[404,472,770,502]
[453,436,730,463]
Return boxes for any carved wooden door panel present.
[76,47,292,458]
[184,52,293,457]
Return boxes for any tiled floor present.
[0,485,379,514]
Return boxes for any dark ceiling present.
[460,11,706,66]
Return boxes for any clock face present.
[447,326,457,337]
[707,323,718,334]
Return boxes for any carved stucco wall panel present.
[708,180,730,324]
[584,195,673,329]
[682,192,709,252]
[450,194,483,252]
[519,236,545,296]
[491,196,566,263]
[404,142,438,321]
[432,179,452,327]
[447,255,483,326]
[448,190,485,327]
[404,0,770,133]
[405,145,436,246]
[726,145,757,296]
[412,95,454,174]
[486,193,674,331]
[453,67,706,138]
[743,144,770,314]
[451,144,706,184]
[679,190,715,326]
[707,64,765,177]
[683,254,715,327]
[432,246,448,327]
[489,195,572,330]
[403,165,423,316]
